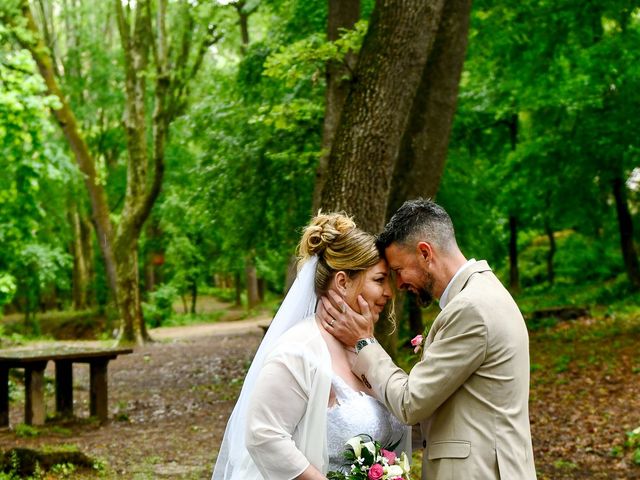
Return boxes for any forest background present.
[0,0,639,478]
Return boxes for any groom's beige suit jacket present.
[353,261,536,480]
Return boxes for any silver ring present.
[340,304,347,314]
[330,319,335,327]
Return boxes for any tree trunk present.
[544,221,556,285]
[112,0,216,343]
[234,272,242,307]
[257,278,266,302]
[70,201,92,310]
[612,176,640,289]
[407,291,424,336]
[509,215,520,294]
[245,258,260,309]
[386,0,472,216]
[190,279,198,314]
[113,241,148,342]
[320,0,446,233]
[311,0,360,212]
[233,1,250,55]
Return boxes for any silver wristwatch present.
[355,337,377,354]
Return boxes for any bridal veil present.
[212,256,319,480]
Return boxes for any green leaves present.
[263,20,367,87]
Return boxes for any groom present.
[320,199,536,479]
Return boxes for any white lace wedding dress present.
[327,374,407,473]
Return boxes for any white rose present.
[384,465,404,477]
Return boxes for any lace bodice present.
[326,375,406,473]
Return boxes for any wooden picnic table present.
[0,346,132,426]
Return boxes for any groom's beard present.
[415,270,435,307]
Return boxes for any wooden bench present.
[0,346,132,426]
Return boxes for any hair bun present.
[298,212,355,262]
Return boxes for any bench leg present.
[0,367,8,427]
[55,361,73,418]
[25,363,47,425]
[90,360,108,422]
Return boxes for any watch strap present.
[355,337,377,354]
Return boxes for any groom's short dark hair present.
[377,198,457,253]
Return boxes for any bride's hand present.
[319,290,376,348]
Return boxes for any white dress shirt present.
[439,258,476,309]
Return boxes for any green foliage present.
[442,0,640,293]
[0,273,17,308]
[142,284,179,328]
[1,0,639,325]
[626,427,640,465]
[15,424,40,438]
[263,20,367,87]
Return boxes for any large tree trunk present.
[113,243,146,341]
[387,0,471,216]
[311,0,360,212]
[382,0,471,351]
[612,176,640,289]
[320,0,446,233]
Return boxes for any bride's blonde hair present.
[297,212,379,296]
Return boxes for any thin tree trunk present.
[190,279,198,314]
[234,272,242,307]
[509,215,520,294]
[311,0,360,212]
[544,221,556,285]
[320,0,446,233]
[70,200,91,310]
[233,1,250,55]
[245,257,260,309]
[257,278,265,303]
[612,176,640,289]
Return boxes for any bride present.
[212,212,410,479]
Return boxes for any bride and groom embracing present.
[212,199,537,480]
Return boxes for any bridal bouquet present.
[326,434,411,480]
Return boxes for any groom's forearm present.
[352,343,410,421]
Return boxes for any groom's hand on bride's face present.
[319,290,375,348]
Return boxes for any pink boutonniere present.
[410,334,424,354]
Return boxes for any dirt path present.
[148,316,271,341]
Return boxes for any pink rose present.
[411,334,423,353]
[368,463,384,480]
[381,448,397,465]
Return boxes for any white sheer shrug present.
[245,316,332,478]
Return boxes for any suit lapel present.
[444,260,491,305]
